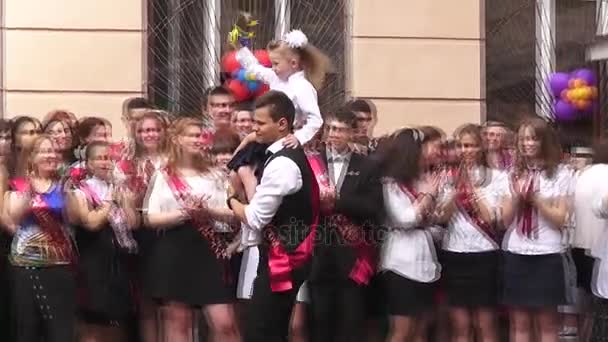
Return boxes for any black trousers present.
[11,265,76,342]
[244,252,309,342]
[310,279,367,342]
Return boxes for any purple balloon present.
[554,100,577,121]
[573,68,596,86]
[549,72,570,97]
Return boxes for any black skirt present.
[380,271,436,316]
[502,251,567,307]
[143,223,233,306]
[227,142,268,172]
[441,250,500,307]
[76,227,133,323]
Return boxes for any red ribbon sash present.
[307,153,375,285]
[12,178,74,263]
[453,168,498,244]
[265,156,320,292]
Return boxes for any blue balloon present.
[247,81,260,91]
[237,69,247,81]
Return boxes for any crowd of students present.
[1,20,608,342]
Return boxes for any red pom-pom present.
[254,83,270,97]
[226,79,251,102]
[254,49,272,67]
[222,51,241,74]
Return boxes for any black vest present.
[262,146,316,253]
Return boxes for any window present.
[147,0,348,117]
[485,0,600,144]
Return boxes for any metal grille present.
[146,0,348,118]
[485,0,599,145]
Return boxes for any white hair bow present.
[283,29,308,48]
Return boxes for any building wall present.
[0,0,484,138]
[1,0,146,138]
[351,0,485,136]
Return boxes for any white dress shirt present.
[573,164,608,250]
[590,185,608,299]
[236,47,323,145]
[502,165,571,255]
[442,169,510,253]
[379,180,441,283]
[327,148,351,187]
[243,137,303,231]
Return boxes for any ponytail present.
[299,44,332,91]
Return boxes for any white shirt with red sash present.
[144,168,232,232]
[379,180,441,283]
[442,169,510,252]
[502,165,571,255]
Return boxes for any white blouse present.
[236,47,323,145]
[442,168,510,253]
[502,165,571,255]
[379,180,441,283]
[144,168,232,232]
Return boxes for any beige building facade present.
[0,0,484,138]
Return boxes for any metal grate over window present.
[146,0,348,118]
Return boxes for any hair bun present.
[283,29,308,48]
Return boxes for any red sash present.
[11,178,74,263]
[308,153,375,285]
[164,170,232,283]
[453,168,498,245]
[264,157,320,292]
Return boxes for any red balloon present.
[254,83,270,97]
[226,79,251,102]
[254,49,272,67]
[222,51,241,74]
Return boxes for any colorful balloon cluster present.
[221,50,271,102]
[549,68,598,122]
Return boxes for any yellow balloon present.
[576,88,586,100]
[581,86,592,99]
[246,73,256,81]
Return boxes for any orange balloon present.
[575,100,590,110]
[573,79,586,88]
[591,86,599,99]
[566,90,577,102]
[568,79,576,89]
[560,89,569,101]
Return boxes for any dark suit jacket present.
[310,146,384,283]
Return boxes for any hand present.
[184,194,211,220]
[282,134,300,149]
[419,173,440,198]
[512,176,533,203]
[226,240,241,258]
